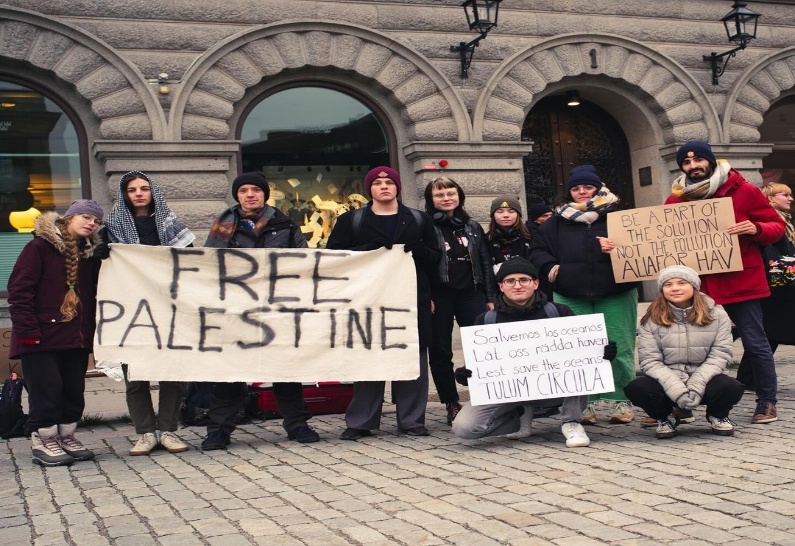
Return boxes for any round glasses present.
[500,277,535,287]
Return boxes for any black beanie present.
[232,172,270,202]
[527,203,552,221]
[676,141,717,170]
[495,258,539,283]
[566,165,603,191]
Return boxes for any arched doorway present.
[522,96,634,208]
[238,85,392,248]
[760,94,795,195]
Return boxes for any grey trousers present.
[122,365,183,434]
[344,349,429,430]
[452,395,588,439]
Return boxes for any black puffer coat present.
[327,204,440,348]
[529,211,638,299]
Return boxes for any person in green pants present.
[529,165,639,424]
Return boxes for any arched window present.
[0,79,86,292]
[760,94,795,193]
[239,86,391,248]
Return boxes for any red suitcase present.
[250,382,354,419]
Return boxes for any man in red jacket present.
[665,141,785,424]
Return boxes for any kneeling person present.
[452,258,614,447]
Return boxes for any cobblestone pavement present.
[2,342,795,545]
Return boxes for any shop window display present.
[240,87,390,248]
[0,80,84,291]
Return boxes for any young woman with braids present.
[105,171,195,456]
[8,199,108,466]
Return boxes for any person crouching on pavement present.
[8,199,109,466]
[451,257,618,448]
[624,265,744,439]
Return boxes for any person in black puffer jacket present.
[529,165,639,426]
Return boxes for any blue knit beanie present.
[566,165,603,191]
[676,141,717,170]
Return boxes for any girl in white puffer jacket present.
[624,265,745,439]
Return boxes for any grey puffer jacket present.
[637,295,733,401]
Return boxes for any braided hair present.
[56,215,82,322]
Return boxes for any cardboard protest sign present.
[460,313,614,406]
[94,245,420,382]
[607,198,742,282]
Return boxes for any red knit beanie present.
[364,166,401,197]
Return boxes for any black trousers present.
[429,285,488,404]
[624,374,744,420]
[21,349,89,432]
[207,381,312,435]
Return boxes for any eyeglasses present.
[500,277,535,287]
[432,190,458,199]
[79,214,102,226]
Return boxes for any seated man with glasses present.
[451,258,616,447]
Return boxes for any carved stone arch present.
[474,34,721,145]
[172,20,470,142]
[0,6,165,140]
[724,47,795,143]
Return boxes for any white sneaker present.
[505,406,533,439]
[160,431,190,453]
[129,432,158,456]
[656,417,678,439]
[561,421,591,447]
[706,415,734,436]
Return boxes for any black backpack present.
[0,373,28,439]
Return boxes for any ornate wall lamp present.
[450,0,502,79]
[703,1,761,86]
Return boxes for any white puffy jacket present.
[637,295,733,401]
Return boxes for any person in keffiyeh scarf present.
[529,164,639,427]
[105,171,195,248]
[103,170,195,457]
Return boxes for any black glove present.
[403,240,429,260]
[92,242,111,260]
[454,367,472,386]
[602,341,617,361]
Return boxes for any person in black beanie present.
[667,141,785,424]
[529,164,640,426]
[452,257,617,447]
[201,172,320,449]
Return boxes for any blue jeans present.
[723,299,777,406]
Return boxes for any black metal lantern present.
[722,1,760,46]
[462,0,501,35]
[451,0,503,79]
[704,1,761,86]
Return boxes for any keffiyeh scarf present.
[556,186,620,224]
[670,159,731,201]
[105,171,195,247]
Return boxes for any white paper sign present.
[460,313,615,406]
[94,245,420,383]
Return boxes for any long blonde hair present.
[640,290,715,327]
[56,215,82,322]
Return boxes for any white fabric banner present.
[94,245,420,382]
[460,313,615,406]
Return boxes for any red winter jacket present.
[665,169,785,305]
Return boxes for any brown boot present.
[445,402,462,425]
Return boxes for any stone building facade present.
[1,0,794,312]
